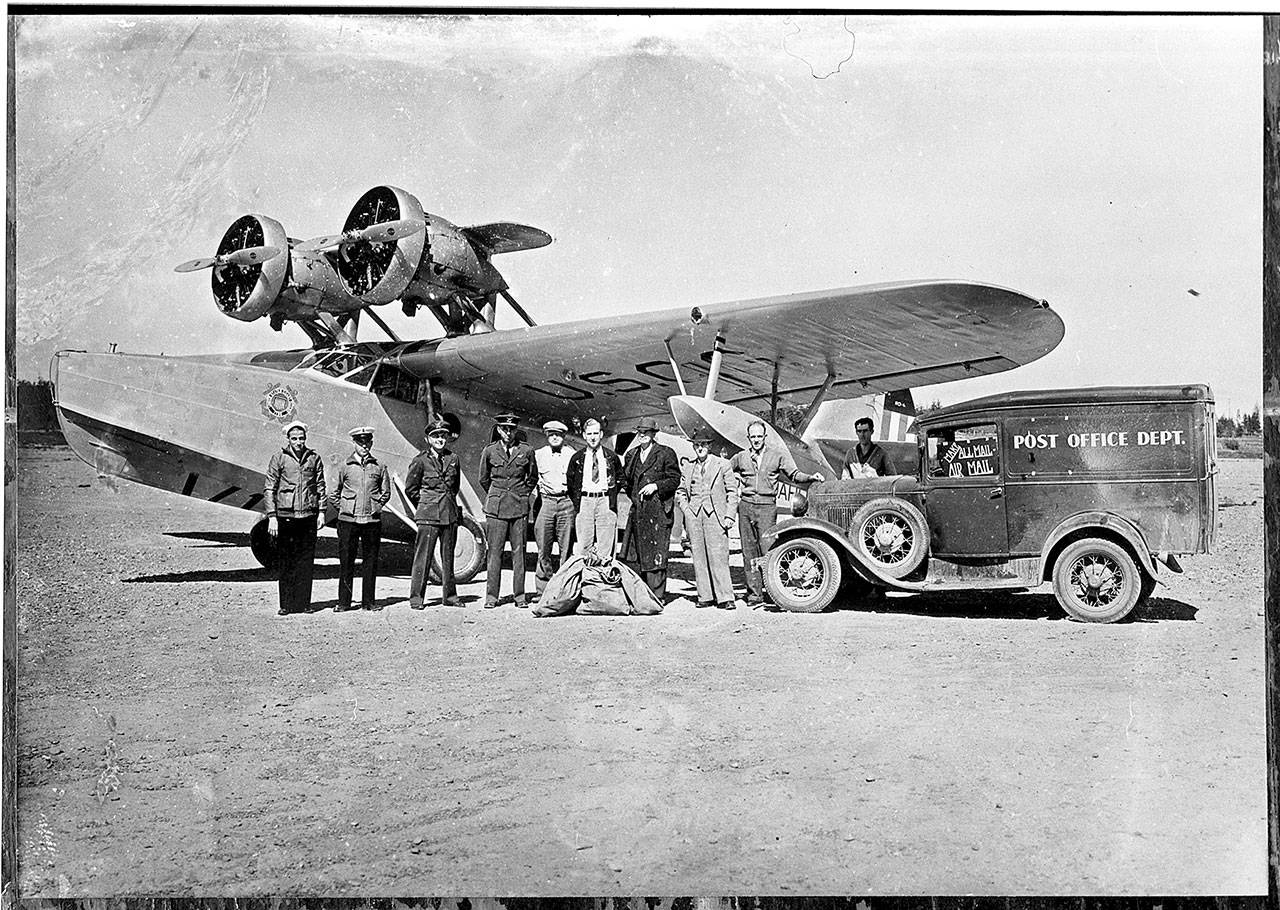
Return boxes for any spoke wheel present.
[1052,538,1141,623]
[850,498,928,579]
[764,537,842,613]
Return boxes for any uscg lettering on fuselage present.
[1012,429,1184,449]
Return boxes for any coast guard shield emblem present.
[260,383,300,423]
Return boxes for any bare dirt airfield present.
[13,445,1267,897]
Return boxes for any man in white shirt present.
[533,419,578,594]
[566,418,624,559]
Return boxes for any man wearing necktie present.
[478,413,538,608]
[533,419,578,594]
[729,419,826,608]
[677,432,740,609]
[566,417,624,559]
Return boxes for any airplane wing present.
[395,280,1064,432]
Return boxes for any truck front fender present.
[1040,511,1159,583]
[764,516,928,590]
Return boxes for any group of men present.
[263,410,894,616]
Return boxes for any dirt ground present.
[12,446,1267,896]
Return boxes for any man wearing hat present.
[566,417,625,559]
[329,426,392,611]
[478,413,538,608]
[677,432,740,609]
[264,421,327,616]
[405,417,464,608]
[532,418,578,595]
[620,416,682,602]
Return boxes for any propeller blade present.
[294,233,344,253]
[357,217,425,244]
[174,257,217,273]
[222,245,281,266]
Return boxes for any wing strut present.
[797,371,836,435]
[664,340,688,396]
[498,289,538,328]
[362,306,401,342]
[705,334,727,399]
[769,361,782,425]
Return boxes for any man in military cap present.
[330,426,392,611]
[265,420,326,616]
[478,413,538,608]
[677,432,740,609]
[620,416,682,602]
[405,417,463,608]
[533,418,578,595]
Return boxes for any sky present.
[12,14,1263,414]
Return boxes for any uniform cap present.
[542,419,569,434]
[349,426,375,439]
[425,418,451,438]
[494,413,520,427]
[282,420,308,436]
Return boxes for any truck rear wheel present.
[1052,538,1141,623]
[850,498,928,579]
[764,536,842,613]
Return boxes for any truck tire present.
[850,498,928,579]
[249,517,278,570]
[432,516,486,584]
[764,536,842,613]
[1052,538,1142,623]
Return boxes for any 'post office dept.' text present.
[1012,430,1185,450]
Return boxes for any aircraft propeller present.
[174,245,282,273]
[294,217,426,253]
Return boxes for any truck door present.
[923,421,1009,557]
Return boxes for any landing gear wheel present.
[850,498,928,579]
[249,517,278,570]
[763,536,842,613]
[432,516,486,584]
[1052,538,1142,623]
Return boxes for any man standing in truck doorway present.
[842,417,895,479]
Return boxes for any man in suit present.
[329,426,392,612]
[478,413,538,608]
[404,418,463,608]
[620,416,682,602]
[565,417,624,559]
[678,432,740,609]
[533,419,578,595]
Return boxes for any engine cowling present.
[330,185,428,305]
[211,214,289,322]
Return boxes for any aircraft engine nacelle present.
[210,214,290,322]
[333,185,544,311]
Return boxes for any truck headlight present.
[791,488,809,516]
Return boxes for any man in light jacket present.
[265,420,326,616]
[329,426,392,612]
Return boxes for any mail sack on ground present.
[534,554,663,616]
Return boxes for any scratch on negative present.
[782,17,856,80]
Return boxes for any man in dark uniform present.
[265,420,326,616]
[478,413,538,608]
[620,416,682,602]
[330,426,392,612]
[842,417,896,479]
[405,418,463,608]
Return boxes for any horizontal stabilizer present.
[462,222,553,255]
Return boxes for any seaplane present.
[51,184,1065,580]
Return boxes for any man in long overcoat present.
[620,416,681,602]
[404,418,463,608]
[478,413,538,608]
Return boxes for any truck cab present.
[763,385,1217,622]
